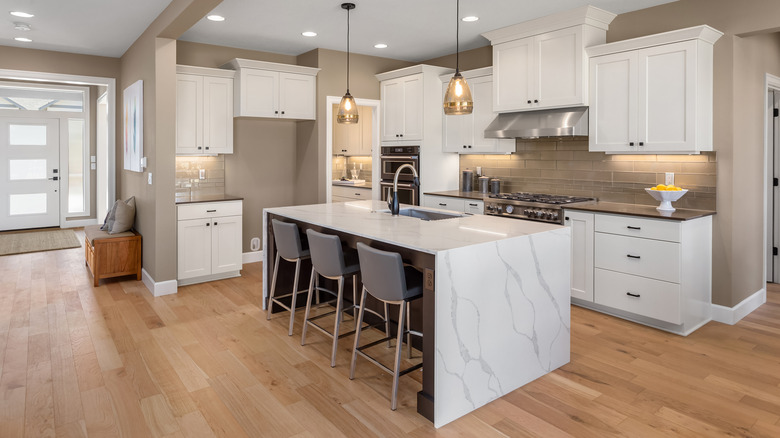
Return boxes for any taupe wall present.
[422,45,493,71]
[609,0,780,306]
[177,40,296,67]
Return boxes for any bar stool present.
[267,219,310,336]
[350,242,423,410]
[301,229,361,367]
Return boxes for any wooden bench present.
[84,225,142,287]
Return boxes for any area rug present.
[0,229,81,256]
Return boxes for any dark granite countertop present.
[424,190,488,201]
[564,201,716,221]
[175,194,244,205]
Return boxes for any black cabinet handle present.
[627,254,641,259]
[626,292,641,298]
[214,222,218,226]
[629,142,635,146]
[527,100,532,104]
[463,145,467,149]
[438,203,447,206]
[534,99,539,103]
[627,226,641,230]
[468,145,472,148]
[281,111,285,115]
[396,134,400,137]
[564,216,570,221]
[469,203,478,206]
[197,146,202,150]
[399,134,403,137]
[207,209,217,212]
[206,223,210,226]
[639,142,644,146]
[205,146,209,150]
[354,193,360,196]
[274,110,279,114]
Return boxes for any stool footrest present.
[354,348,423,377]
[306,320,357,340]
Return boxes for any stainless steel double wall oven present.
[379,146,420,206]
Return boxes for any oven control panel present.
[485,202,562,224]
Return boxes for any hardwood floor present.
[1,233,779,437]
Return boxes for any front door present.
[0,118,60,230]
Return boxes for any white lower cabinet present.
[565,209,712,335]
[331,185,372,202]
[177,201,243,284]
[423,195,484,215]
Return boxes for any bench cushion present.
[84,225,136,246]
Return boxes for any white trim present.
[763,73,780,285]
[711,288,767,325]
[61,218,98,228]
[176,271,240,287]
[243,250,263,264]
[142,268,178,297]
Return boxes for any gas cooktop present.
[488,192,595,205]
[485,192,596,224]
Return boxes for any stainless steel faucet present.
[389,163,419,216]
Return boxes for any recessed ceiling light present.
[13,22,31,31]
[374,43,388,49]
[10,11,34,18]
[462,16,479,22]
[302,31,317,37]
[207,15,225,22]
[14,37,32,42]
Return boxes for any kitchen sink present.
[381,207,464,221]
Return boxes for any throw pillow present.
[108,196,136,234]
[100,201,119,231]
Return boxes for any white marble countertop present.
[265,200,562,254]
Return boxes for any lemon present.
[654,184,667,191]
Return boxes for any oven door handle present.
[381,182,416,188]
[380,156,418,160]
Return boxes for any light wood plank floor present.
[1,231,779,437]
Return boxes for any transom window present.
[0,85,84,112]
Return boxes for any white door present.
[203,76,233,153]
[176,73,203,154]
[401,74,423,141]
[381,79,403,142]
[177,218,212,279]
[279,73,315,120]
[211,215,242,274]
[0,118,60,230]
[772,91,780,282]
[493,37,534,112]
[589,51,638,152]
[566,210,594,302]
[535,27,582,109]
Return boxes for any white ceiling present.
[1,0,677,60]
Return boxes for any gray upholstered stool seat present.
[267,219,311,336]
[350,242,423,410]
[301,229,364,367]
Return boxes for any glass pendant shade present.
[443,72,473,115]
[337,91,359,124]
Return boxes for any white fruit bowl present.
[645,188,688,212]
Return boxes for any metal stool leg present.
[287,258,301,336]
[331,275,345,367]
[406,302,412,358]
[352,274,358,318]
[301,269,316,346]
[350,286,368,380]
[391,302,407,410]
[266,253,281,320]
[384,303,391,348]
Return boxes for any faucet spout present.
[389,163,419,216]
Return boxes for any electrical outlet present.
[90,163,96,170]
[199,169,206,180]
[147,172,153,185]
[665,172,674,186]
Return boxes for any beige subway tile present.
[540,151,556,161]
[509,168,541,178]
[592,160,633,171]
[610,154,657,161]
[570,151,600,161]
[554,151,574,161]
[613,172,656,184]
[632,161,682,172]
[597,192,637,203]
[656,154,709,162]
[680,162,716,174]
[674,174,716,188]
[555,141,589,151]
[526,160,556,170]
[513,152,542,160]
[556,160,593,171]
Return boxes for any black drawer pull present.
[626,292,641,298]
[469,203,478,206]
[207,209,217,212]
[438,203,447,206]
[626,254,641,259]
[354,193,360,196]
[206,223,210,226]
[627,226,641,230]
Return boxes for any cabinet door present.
[464,200,484,215]
[242,69,278,117]
[638,41,696,152]
[401,74,424,141]
[589,51,638,152]
[535,27,583,108]
[176,74,203,154]
[333,103,360,155]
[422,195,464,212]
[178,218,212,280]
[470,76,514,153]
[279,73,316,120]
[493,37,534,112]
[359,106,374,155]
[203,76,234,154]
[211,215,242,275]
[381,79,403,142]
[565,210,594,302]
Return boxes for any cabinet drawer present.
[595,213,680,242]
[332,185,371,199]
[595,232,680,283]
[464,200,484,215]
[423,195,465,212]
[595,268,681,324]
[178,201,243,221]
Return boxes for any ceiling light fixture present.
[14,37,32,42]
[10,11,34,18]
[337,2,358,125]
[462,16,479,22]
[374,43,387,49]
[302,31,317,37]
[13,22,31,31]
[206,15,225,22]
[443,0,473,115]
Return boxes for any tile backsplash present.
[332,156,372,183]
[460,139,716,210]
[175,156,225,199]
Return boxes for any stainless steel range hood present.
[484,106,588,139]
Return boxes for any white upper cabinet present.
[588,26,723,154]
[333,105,373,156]
[222,59,320,120]
[441,68,514,154]
[483,6,616,113]
[380,73,424,142]
[176,66,235,155]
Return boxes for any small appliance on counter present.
[478,176,490,193]
[462,169,474,192]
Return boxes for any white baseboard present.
[141,268,178,297]
[711,288,766,325]
[243,250,263,264]
[62,218,98,228]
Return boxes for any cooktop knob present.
[505,205,514,214]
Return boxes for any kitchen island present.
[262,200,571,427]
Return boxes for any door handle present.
[49,176,59,181]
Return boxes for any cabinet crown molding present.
[438,66,492,82]
[482,5,616,45]
[375,64,453,82]
[220,58,320,76]
[177,64,235,78]
[587,25,724,57]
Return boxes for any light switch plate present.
[90,155,96,163]
[665,172,674,185]
[90,163,96,170]
[148,172,153,185]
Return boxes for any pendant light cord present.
[346,6,350,92]
[455,0,460,74]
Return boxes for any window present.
[0,85,84,112]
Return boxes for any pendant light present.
[443,0,473,115]
[337,2,359,124]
